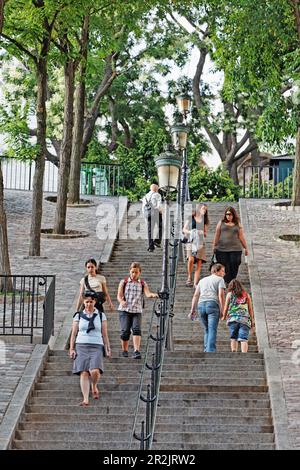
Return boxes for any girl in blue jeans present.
[222,279,255,353]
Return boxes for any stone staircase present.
[11,202,275,450]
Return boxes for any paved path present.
[0,343,34,425]
[241,199,300,449]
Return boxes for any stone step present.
[15,430,131,442]
[48,353,265,364]
[18,421,273,434]
[33,390,269,400]
[48,349,263,358]
[36,378,267,391]
[15,429,274,444]
[12,440,275,450]
[159,384,267,392]
[151,432,274,444]
[26,404,140,415]
[25,405,271,422]
[11,440,129,450]
[39,368,266,385]
[41,367,265,379]
[28,396,270,408]
[151,443,275,450]
[45,358,265,370]
[22,412,272,426]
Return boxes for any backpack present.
[123,277,145,308]
[143,194,153,217]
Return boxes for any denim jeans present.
[198,301,220,352]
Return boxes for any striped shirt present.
[118,278,146,313]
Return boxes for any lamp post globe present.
[176,94,191,118]
[171,123,189,151]
[154,145,182,193]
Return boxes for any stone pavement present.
[0,190,123,427]
[4,190,123,338]
[0,343,34,425]
[240,199,300,449]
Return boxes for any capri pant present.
[119,311,142,341]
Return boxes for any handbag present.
[84,276,106,311]
[209,252,217,271]
[180,232,189,244]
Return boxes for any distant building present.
[237,153,294,186]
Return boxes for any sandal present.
[92,390,99,399]
[79,401,89,407]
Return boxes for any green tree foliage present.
[209,0,298,143]
[206,0,300,203]
[189,166,240,201]
[115,120,168,201]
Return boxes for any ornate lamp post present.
[174,94,191,224]
[171,122,189,224]
[154,145,182,350]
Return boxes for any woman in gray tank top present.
[212,207,248,284]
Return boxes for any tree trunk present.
[250,136,261,165]
[292,126,300,206]
[230,161,239,185]
[68,14,89,204]
[68,76,85,204]
[0,0,5,34]
[120,118,133,148]
[29,57,47,256]
[81,54,117,158]
[0,161,12,291]
[107,96,118,153]
[53,60,75,233]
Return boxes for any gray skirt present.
[73,343,104,375]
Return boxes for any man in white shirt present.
[190,263,226,352]
[142,183,162,252]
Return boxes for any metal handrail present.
[0,275,55,344]
[129,206,180,450]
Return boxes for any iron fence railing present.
[0,275,55,344]
[243,165,293,198]
[80,161,124,196]
[0,156,124,196]
[129,202,180,450]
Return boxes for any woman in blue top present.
[69,291,111,406]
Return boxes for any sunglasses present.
[225,212,232,216]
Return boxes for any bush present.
[188,167,241,201]
[244,174,293,198]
